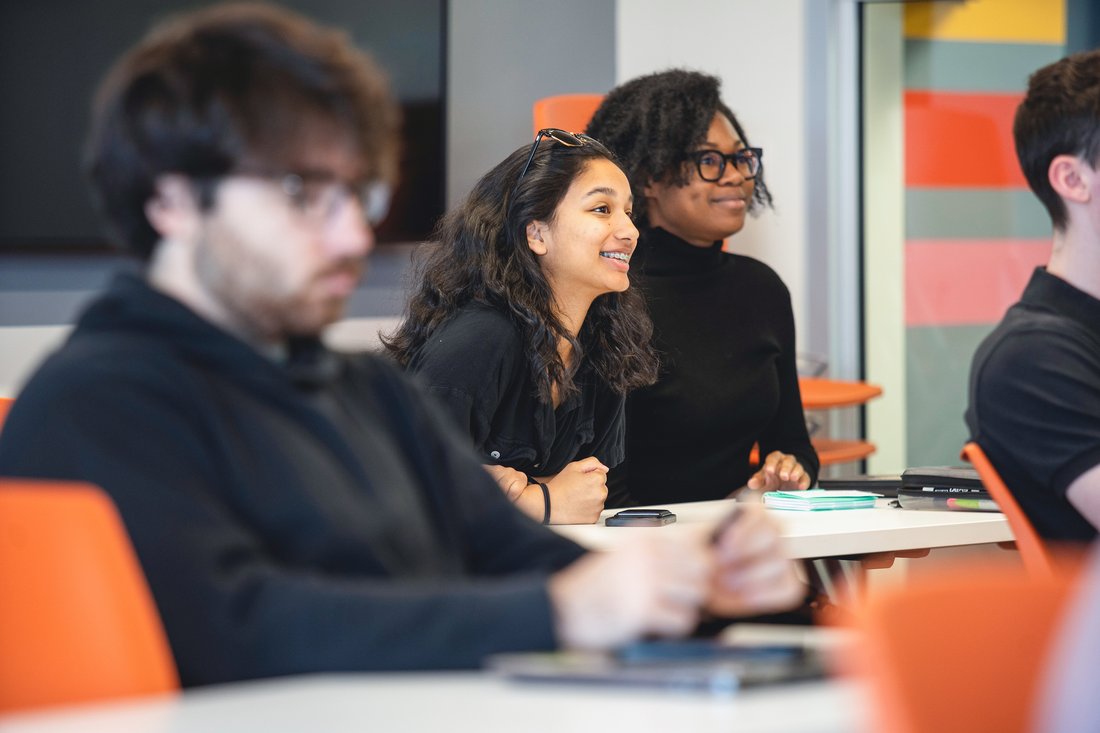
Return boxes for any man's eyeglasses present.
[518,128,600,180]
[236,169,392,226]
[687,147,763,182]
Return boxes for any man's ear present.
[642,177,660,199]
[144,174,201,242]
[526,220,548,256]
[1049,154,1092,205]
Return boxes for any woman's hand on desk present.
[538,457,609,524]
[706,504,804,616]
[547,534,712,649]
[484,459,608,525]
[747,451,812,492]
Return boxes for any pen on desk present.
[726,485,762,503]
[711,504,744,544]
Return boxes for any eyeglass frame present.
[686,147,764,182]
[227,168,392,226]
[517,128,601,181]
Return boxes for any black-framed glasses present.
[518,128,599,180]
[234,168,392,226]
[687,147,763,182]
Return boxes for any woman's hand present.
[541,457,609,524]
[482,464,529,502]
[746,451,812,491]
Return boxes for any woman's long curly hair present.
[585,68,773,229]
[383,137,659,403]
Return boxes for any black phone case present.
[605,512,677,527]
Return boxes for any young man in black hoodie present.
[0,4,801,687]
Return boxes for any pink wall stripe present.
[905,239,1052,326]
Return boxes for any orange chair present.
[0,479,178,713]
[852,562,1079,733]
[961,441,1055,578]
[798,377,882,409]
[0,396,12,432]
[798,377,883,467]
[532,93,604,136]
[747,378,884,468]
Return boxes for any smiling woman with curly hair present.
[384,131,658,524]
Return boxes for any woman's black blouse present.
[405,302,625,477]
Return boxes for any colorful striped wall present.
[901,0,1064,466]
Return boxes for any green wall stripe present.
[904,39,1065,93]
[905,324,996,467]
[905,188,1050,240]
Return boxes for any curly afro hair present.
[586,68,772,229]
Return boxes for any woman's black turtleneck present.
[606,227,819,506]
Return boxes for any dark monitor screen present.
[0,0,444,251]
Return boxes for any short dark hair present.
[586,68,772,229]
[85,3,400,259]
[384,138,659,402]
[1015,49,1100,231]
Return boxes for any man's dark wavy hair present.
[85,2,400,259]
[383,139,659,403]
[1014,49,1100,231]
[586,68,772,229]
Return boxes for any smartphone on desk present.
[605,508,676,527]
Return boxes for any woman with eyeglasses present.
[383,131,658,524]
[586,69,818,508]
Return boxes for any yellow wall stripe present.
[904,0,1065,45]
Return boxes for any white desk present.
[0,673,862,733]
[553,499,1014,558]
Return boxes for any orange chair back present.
[854,562,1078,733]
[0,480,178,713]
[962,441,1055,577]
[532,93,605,136]
[0,396,12,432]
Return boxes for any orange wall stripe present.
[905,239,1051,326]
[905,90,1027,188]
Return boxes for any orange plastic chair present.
[532,93,605,136]
[747,378,884,468]
[798,377,882,410]
[798,377,883,467]
[0,479,179,713]
[852,561,1079,733]
[809,437,877,466]
[0,396,12,432]
[962,441,1055,578]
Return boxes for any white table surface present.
[0,673,862,733]
[553,499,1013,558]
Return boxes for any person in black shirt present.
[385,131,659,523]
[966,49,1100,540]
[586,70,818,506]
[0,6,804,684]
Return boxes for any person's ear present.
[145,174,202,242]
[642,176,660,200]
[526,220,548,256]
[1049,154,1092,205]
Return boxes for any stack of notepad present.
[763,490,878,511]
